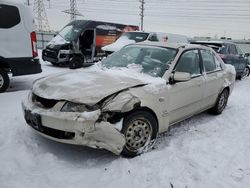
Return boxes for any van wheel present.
[121,111,157,157]
[210,89,229,115]
[69,55,84,69]
[0,69,10,93]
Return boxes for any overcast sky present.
[18,0,250,39]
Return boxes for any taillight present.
[30,31,38,57]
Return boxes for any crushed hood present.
[32,69,148,104]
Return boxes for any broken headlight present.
[61,102,99,112]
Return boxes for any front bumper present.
[42,49,72,64]
[22,93,126,155]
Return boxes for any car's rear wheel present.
[121,111,157,157]
[0,69,10,93]
[240,67,250,80]
[210,89,229,115]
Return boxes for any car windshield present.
[102,45,177,77]
[58,25,81,41]
[121,32,150,42]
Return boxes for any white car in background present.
[102,31,188,54]
[22,42,235,157]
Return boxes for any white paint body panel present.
[0,1,34,58]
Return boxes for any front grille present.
[37,124,75,140]
[33,94,58,108]
[43,49,58,59]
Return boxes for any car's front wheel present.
[210,89,229,115]
[121,111,158,157]
[0,68,10,93]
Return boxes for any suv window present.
[0,4,21,28]
[201,50,221,73]
[236,45,243,55]
[229,44,237,55]
[175,50,201,77]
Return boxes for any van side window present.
[0,4,21,28]
[175,50,201,77]
[148,34,159,42]
[201,50,221,73]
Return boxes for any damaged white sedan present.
[22,42,236,157]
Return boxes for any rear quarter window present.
[0,4,21,29]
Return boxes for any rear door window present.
[201,50,221,73]
[0,4,21,29]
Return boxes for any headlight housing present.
[61,101,99,112]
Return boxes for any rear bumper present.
[6,57,42,76]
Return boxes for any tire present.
[239,67,250,80]
[121,111,158,157]
[210,89,229,115]
[0,69,10,93]
[50,62,59,66]
[69,55,84,69]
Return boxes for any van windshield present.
[58,25,82,42]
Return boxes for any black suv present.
[191,41,250,79]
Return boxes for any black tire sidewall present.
[0,69,10,93]
[121,111,158,157]
[69,55,84,69]
[212,89,229,114]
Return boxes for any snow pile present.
[102,36,136,52]
[79,110,101,121]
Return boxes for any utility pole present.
[26,0,30,6]
[63,0,83,22]
[33,0,50,31]
[139,0,145,31]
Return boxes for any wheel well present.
[129,106,159,133]
[0,59,11,72]
[224,86,230,94]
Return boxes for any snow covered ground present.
[1,55,250,188]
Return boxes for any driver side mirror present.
[172,71,191,82]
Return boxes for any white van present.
[102,31,189,54]
[0,0,41,92]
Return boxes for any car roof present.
[134,41,211,50]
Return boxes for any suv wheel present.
[240,67,250,80]
[0,69,10,93]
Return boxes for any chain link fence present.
[36,31,56,49]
